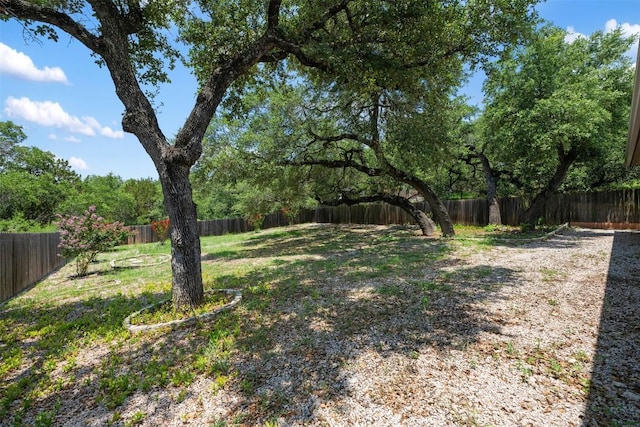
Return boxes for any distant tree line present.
[0,121,165,231]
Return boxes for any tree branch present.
[1,0,102,52]
[309,130,360,144]
[269,0,349,72]
[266,0,282,30]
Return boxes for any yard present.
[1,223,639,426]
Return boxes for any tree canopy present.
[480,25,635,226]
[3,0,540,307]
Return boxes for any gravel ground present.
[6,226,640,427]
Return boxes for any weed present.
[515,360,533,381]
[574,350,589,362]
[421,295,430,308]
[125,410,146,426]
[210,418,228,427]
[1,376,32,418]
[376,284,403,296]
[175,389,188,403]
[539,268,562,282]
[483,224,498,233]
[210,374,232,394]
[109,411,122,425]
[580,378,591,394]
[170,369,195,387]
[34,409,55,427]
[505,341,518,356]
[548,359,563,377]
[240,371,259,396]
[415,280,452,292]
[98,370,137,409]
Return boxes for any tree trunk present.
[467,145,502,225]
[480,156,502,226]
[366,95,455,236]
[522,147,579,228]
[379,194,436,236]
[410,181,455,237]
[411,207,437,236]
[160,164,204,308]
[429,197,455,237]
[319,193,437,236]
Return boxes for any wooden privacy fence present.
[308,197,527,227]
[127,217,256,244]
[543,190,640,228]
[0,232,67,303]
[3,189,640,303]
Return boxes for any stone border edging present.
[110,254,171,269]
[123,288,242,334]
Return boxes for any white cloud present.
[604,19,640,38]
[100,127,124,139]
[0,42,68,83]
[565,26,586,44]
[65,136,81,143]
[4,97,95,135]
[3,96,124,139]
[605,19,618,34]
[83,116,101,130]
[48,134,58,140]
[604,19,640,59]
[68,156,88,170]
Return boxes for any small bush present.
[248,213,264,231]
[151,218,170,244]
[56,206,133,276]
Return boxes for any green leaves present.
[481,24,635,197]
[0,125,81,225]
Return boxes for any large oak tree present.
[2,0,363,309]
[196,1,541,237]
[481,25,635,227]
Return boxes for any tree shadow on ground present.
[2,224,597,426]
[198,226,595,424]
[583,231,640,426]
[467,226,594,250]
[0,290,169,426]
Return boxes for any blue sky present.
[1,0,640,180]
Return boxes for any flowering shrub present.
[248,213,264,230]
[151,218,170,244]
[281,206,297,224]
[56,206,133,276]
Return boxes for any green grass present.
[453,223,563,243]
[0,223,529,425]
[128,291,233,325]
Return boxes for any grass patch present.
[128,291,235,326]
[453,223,563,242]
